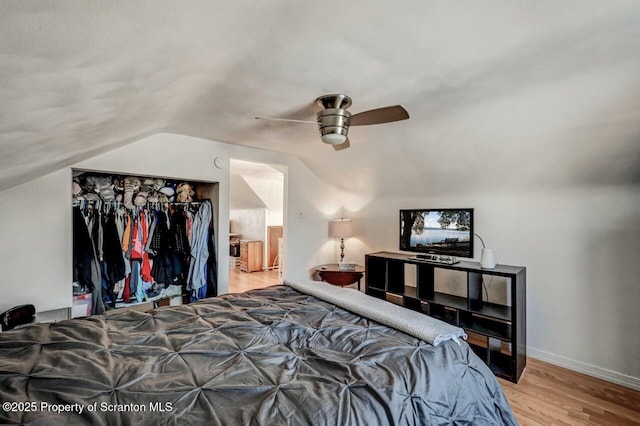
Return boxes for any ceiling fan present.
[255,94,410,151]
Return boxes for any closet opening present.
[228,159,285,293]
[71,169,219,316]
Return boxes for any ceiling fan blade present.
[254,116,316,124]
[332,138,350,151]
[350,105,409,126]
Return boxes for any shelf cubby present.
[386,260,405,294]
[489,349,513,380]
[366,259,387,290]
[402,296,421,312]
[403,286,417,298]
[459,311,511,341]
[366,287,386,301]
[469,302,511,322]
[424,292,468,312]
[468,342,488,360]
[428,304,458,325]
[365,251,526,383]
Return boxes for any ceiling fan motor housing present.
[316,94,352,144]
[317,108,350,144]
[316,94,352,110]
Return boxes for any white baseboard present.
[527,347,640,391]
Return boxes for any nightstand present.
[315,264,365,291]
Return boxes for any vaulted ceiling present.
[1,1,639,195]
[230,159,284,211]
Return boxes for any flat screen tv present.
[400,209,474,258]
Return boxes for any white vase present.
[481,248,496,269]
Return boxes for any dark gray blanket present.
[0,286,516,425]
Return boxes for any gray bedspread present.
[0,285,516,425]
[285,280,467,346]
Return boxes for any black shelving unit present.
[365,251,526,383]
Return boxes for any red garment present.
[123,274,131,303]
[186,211,192,244]
[141,252,153,282]
[141,211,148,244]
[135,211,154,282]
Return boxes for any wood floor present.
[499,359,640,425]
[226,269,640,425]
[228,267,280,294]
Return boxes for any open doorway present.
[228,159,285,293]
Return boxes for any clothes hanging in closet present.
[205,207,218,298]
[72,205,105,315]
[187,200,212,299]
[149,209,185,287]
[73,199,217,313]
[100,211,126,308]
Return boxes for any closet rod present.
[98,200,204,204]
[73,200,206,209]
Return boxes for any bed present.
[0,282,516,425]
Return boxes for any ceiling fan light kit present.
[315,95,352,147]
[317,106,350,145]
[320,132,348,145]
[256,94,409,151]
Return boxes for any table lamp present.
[329,218,353,263]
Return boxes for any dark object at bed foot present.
[1,304,35,331]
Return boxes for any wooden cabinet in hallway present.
[240,240,263,273]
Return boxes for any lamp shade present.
[329,218,353,238]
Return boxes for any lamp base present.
[480,248,496,269]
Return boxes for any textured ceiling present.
[1,1,639,195]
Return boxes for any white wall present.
[344,184,640,387]
[229,209,266,243]
[266,210,283,227]
[0,168,72,312]
[0,132,346,313]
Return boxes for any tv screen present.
[400,209,474,258]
